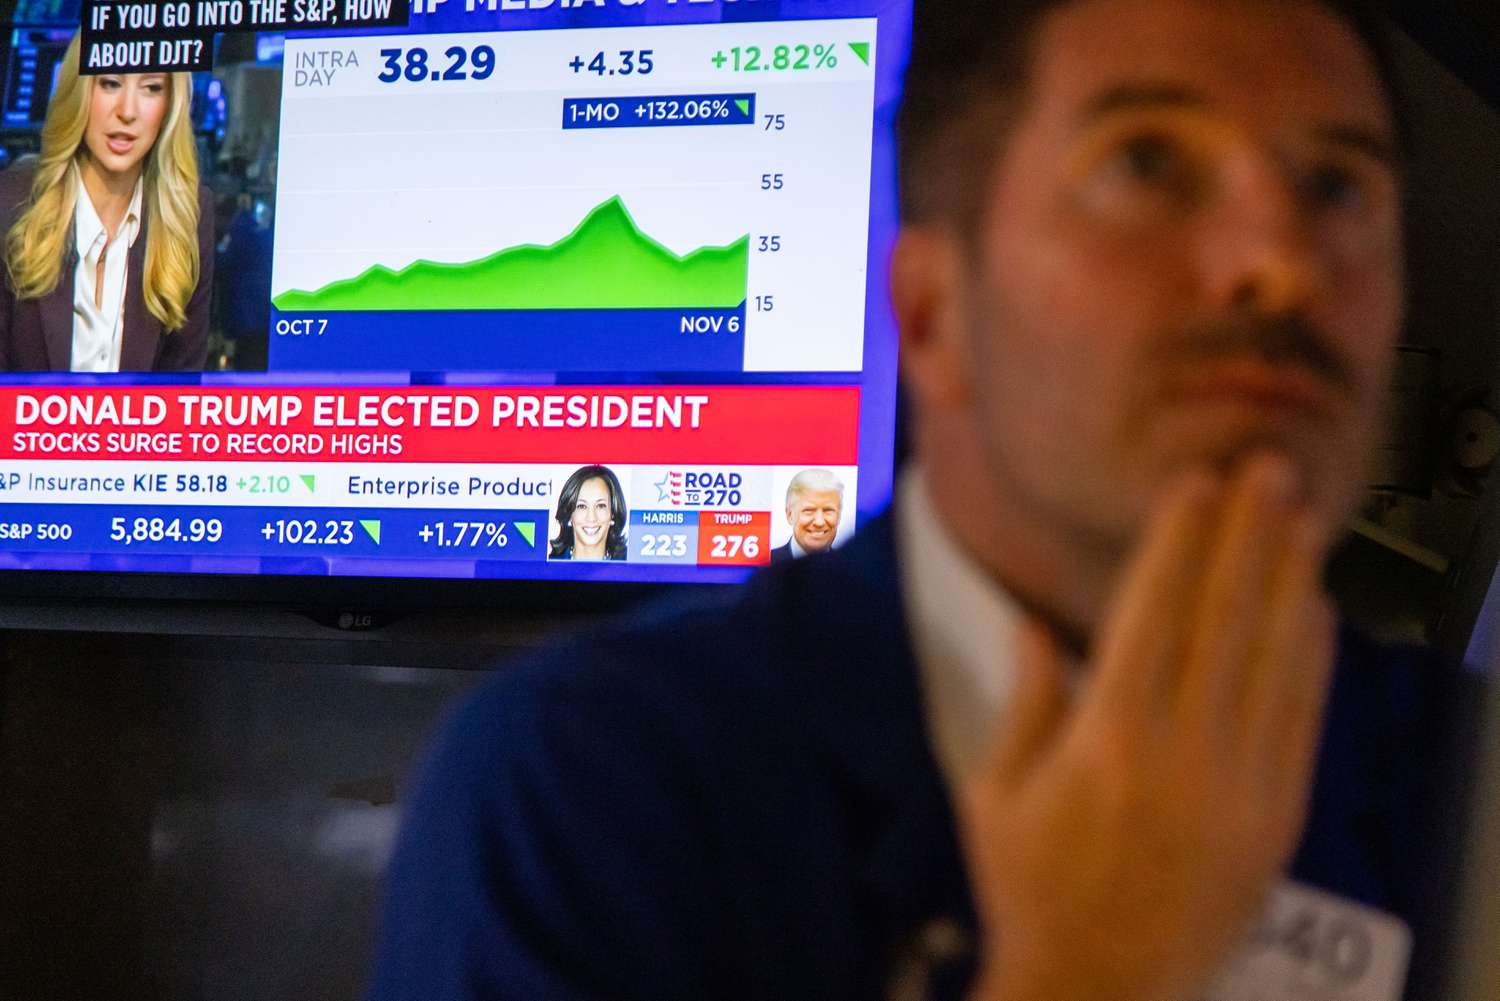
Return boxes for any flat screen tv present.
[2,26,73,129]
[0,0,912,609]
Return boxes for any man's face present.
[940,0,1403,554]
[789,489,843,554]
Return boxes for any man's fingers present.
[1178,454,1299,723]
[1275,593,1338,790]
[991,616,1072,787]
[1087,470,1220,717]
[1243,513,1338,777]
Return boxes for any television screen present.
[10,0,78,26]
[2,26,71,128]
[0,0,910,587]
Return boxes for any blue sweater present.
[369,512,1474,1000]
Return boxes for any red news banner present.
[0,386,861,466]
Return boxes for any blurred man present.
[770,468,845,563]
[372,3,1475,1000]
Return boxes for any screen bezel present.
[0,565,698,613]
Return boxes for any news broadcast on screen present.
[0,0,910,583]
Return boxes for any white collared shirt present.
[71,175,143,373]
[896,465,1027,793]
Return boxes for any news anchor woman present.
[0,34,213,372]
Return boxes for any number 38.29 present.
[378,45,496,84]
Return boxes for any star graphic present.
[655,474,675,503]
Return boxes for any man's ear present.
[891,226,971,410]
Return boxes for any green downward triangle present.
[514,521,536,547]
[359,520,382,545]
[734,98,750,117]
[300,475,316,491]
[849,41,871,65]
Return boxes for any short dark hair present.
[897,0,1406,230]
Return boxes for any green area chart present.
[272,197,750,312]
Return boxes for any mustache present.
[1156,316,1355,393]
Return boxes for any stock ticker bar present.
[0,502,778,568]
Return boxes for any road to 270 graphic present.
[270,19,878,374]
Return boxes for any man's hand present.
[961,454,1338,1001]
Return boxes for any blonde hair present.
[4,34,200,331]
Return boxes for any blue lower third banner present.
[268,307,748,372]
[0,504,547,561]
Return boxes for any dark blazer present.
[370,510,1480,1001]
[769,540,794,564]
[0,161,214,372]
